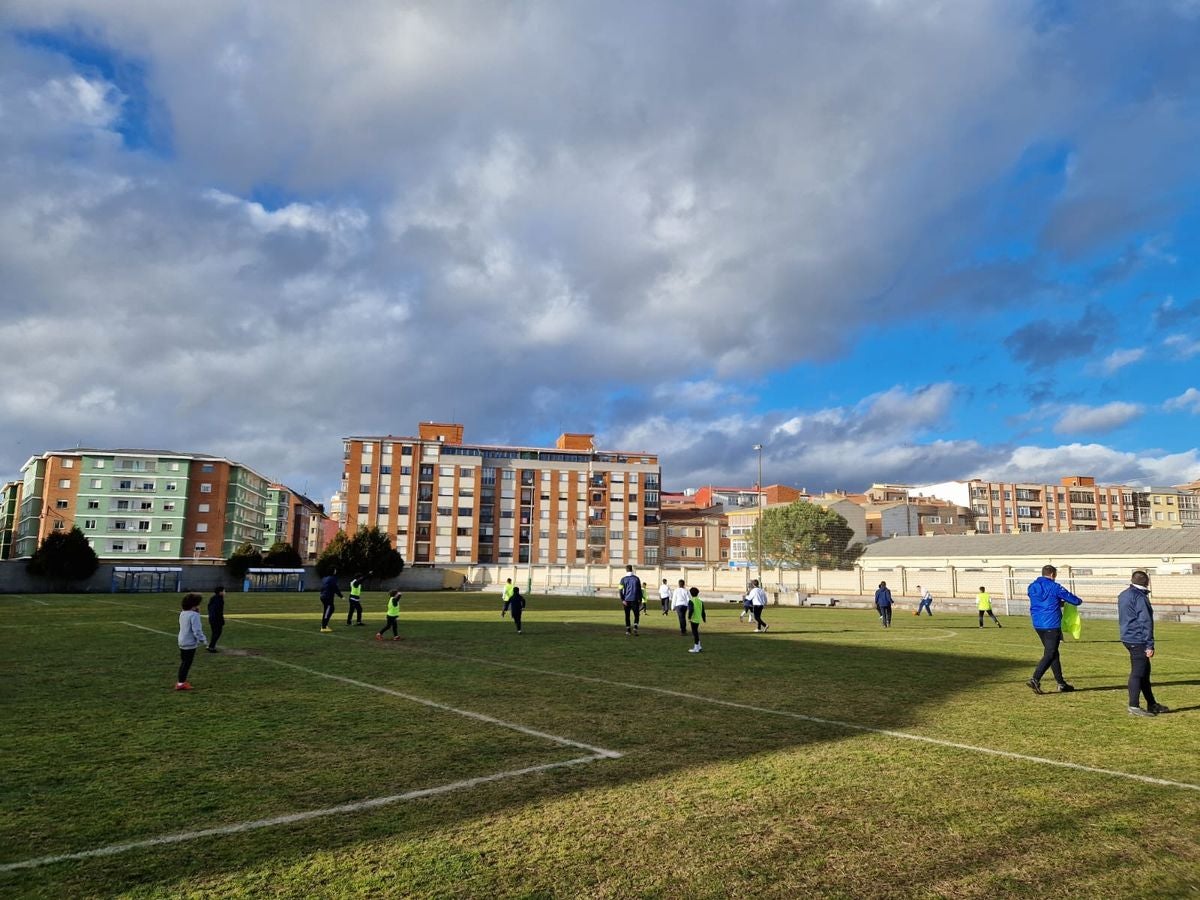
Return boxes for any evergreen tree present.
[747,501,865,570]
[225,542,263,581]
[26,527,100,582]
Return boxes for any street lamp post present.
[752,444,764,584]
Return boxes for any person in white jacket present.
[670,579,691,635]
[747,580,769,632]
[176,593,207,691]
[658,579,672,615]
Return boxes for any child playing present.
[176,593,207,691]
[502,586,526,634]
[687,587,706,653]
[977,586,1001,628]
[375,591,402,641]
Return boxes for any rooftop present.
[861,530,1200,559]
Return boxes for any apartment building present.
[660,505,730,565]
[263,485,326,558]
[341,423,661,566]
[916,476,1147,533]
[1144,487,1200,528]
[690,484,803,509]
[0,480,22,559]
[14,449,270,560]
[864,498,976,539]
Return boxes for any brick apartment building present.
[340,423,661,566]
[264,485,328,560]
[660,505,730,565]
[916,476,1148,533]
[12,449,271,560]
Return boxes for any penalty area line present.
[0,755,604,874]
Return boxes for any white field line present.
[122,623,619,759]
[236,619,1200,794]
[0,755,601,874]
[0,623,621,874]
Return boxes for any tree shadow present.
[8,595,1195,897]
[1070,679,1200,693]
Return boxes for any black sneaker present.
[1026,678,1044,695]
[625,628,631,636]
[1128,706,1156,717]
[1149,703,1170,714]
[1056,682,1076,693]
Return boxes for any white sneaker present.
[695,644,702,652]
[688,645,700,653]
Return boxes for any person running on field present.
[319,570,342,633]
[376,591,402,641]
[977,586,1001,628]
[619,565,643,635]
[659,578,671,615]
[176,593,207,691]
[873,581,893,628]
[746,579,769,632]
[206,585,226,652]
[1026,564,1083,694]
[347,574,366,626]
[687,587,706,654]
[502,578,515,611]
[670,578,691,635]
[915,585,934,616]
[502,585,526,634]
[1119,570,1168,717]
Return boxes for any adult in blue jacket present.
[619,565,643,636]
[1119,570,1168,717]
[873,581,893,628]
[1025,564,1082,694]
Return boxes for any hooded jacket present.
[1027,576,1082,630]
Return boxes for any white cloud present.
[1164,387,1200,414]
[1164,334,1200,359]
[1053,402,1143,434]
[1098,347,1145,374]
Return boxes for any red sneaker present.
[374,633,382,641]
[175,682,192,691]
[391,636,402,641]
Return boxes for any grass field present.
[1,591,1198,899]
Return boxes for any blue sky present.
[1,1,1198,504]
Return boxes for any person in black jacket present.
[502,586,526,634]
[206,586,226,652]
[873,581,893,628]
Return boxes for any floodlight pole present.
[753,444,764,584]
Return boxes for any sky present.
[2,0,1199,506]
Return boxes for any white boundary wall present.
[458,563,1200,613]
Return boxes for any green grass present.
[1,591,1197,898]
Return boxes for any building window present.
[52,520,65,530]
[165,482,177,491]
[84,519,96,529]
[196,523,208,533]
[160,541,172,552]
[200,483,213,494]
[55,499,69,509]
[202,463,214,472]
[193,543,206,554]
[61,458,74,468]
[111,542,124,552]
[161,523,173,531]
[197,503,209,513]
[58,479,71,489]
[90,478,103,489]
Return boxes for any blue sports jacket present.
[1026,576,1082,629]
[1117,585,1154,648]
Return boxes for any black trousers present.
[623,601,641,628]
[178,647,196,683]
[1124,643,1157,708]
[321,601,335,628]
[978,609,999,626]
[676,606,688,634]
[347,599,363,625]
[511,608,523,632]
[378,615,398,637]
[1032,628,1064,683]
[877,606,892,627]
[661,596,670,614]
[209,616,224,649]
[690,621,701,644]
[752,606,766,629]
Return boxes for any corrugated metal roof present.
[862,530,1200,558]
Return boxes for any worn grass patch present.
[0,590,1197,898]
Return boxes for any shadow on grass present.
[4,594,1188,896]
[1068,679,1200,693]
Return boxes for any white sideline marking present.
[122,623,620,759]
[0,623,622,873]
[235,619,1200,794]
[0,755,601,874]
